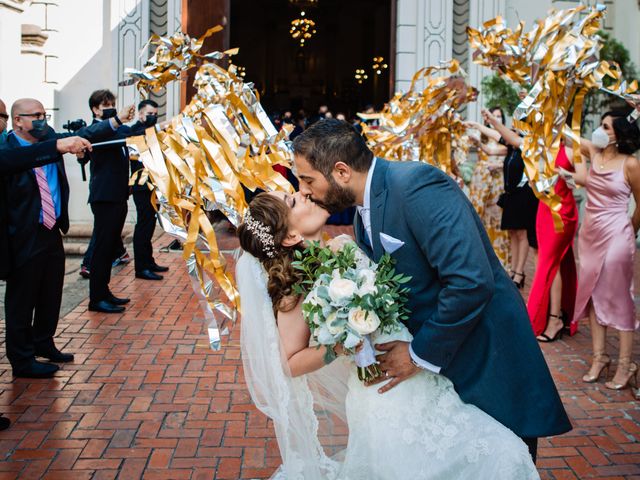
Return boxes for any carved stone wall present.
[149,0,168,117]
[114,0,150,109]
[468,0,504,120]
[165,0,182,117]
[395,0,453,93]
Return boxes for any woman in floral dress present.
[467,107,510,268]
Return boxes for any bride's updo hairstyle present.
[237,193,304,312]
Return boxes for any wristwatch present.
[114,115,123,126]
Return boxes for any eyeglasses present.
[17,112,51,121]
[0,113,8,120]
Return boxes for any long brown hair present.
[237,193,304,312]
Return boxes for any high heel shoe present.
[537,314,564,343]
[582,353,611,383]
[513,271,525,289]
[605,360,638,390]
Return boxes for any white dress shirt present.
[356,158,441,374]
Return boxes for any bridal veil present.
[236,252,350,479]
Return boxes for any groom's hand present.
[373,341,421,393]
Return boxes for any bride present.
[236,190,539,480]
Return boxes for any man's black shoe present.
[108,294,130,305]
[35,347,74,363]
[0,415,10,431]
[150,264,169,273]
[135,269,163,281]
[88,300,125,313]
[12,360,59,378]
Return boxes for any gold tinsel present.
[125,27,294,349]
[358,60,477,176]
[468,5,638,231]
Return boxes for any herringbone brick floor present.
[0,227,639,479]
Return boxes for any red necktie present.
[34,167,56,229]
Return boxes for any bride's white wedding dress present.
[237,252,539,480]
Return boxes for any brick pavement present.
[0,227,639,479]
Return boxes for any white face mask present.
[591,126,613,149]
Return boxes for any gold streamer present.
[468,5,638,232]
[124,27,294,349]
[358,61,476,176]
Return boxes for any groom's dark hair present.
[292,118,373,177]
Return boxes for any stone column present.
[395,0,453,93]
[467,0,505,121]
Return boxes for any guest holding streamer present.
[483,109,578,342]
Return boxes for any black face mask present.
[101,108,117,119]
[29,119,50,140]
[144,114,158,127]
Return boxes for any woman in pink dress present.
[568,109,640,391]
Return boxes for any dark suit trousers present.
[4,225,65,369]
[82,228,125,268]
[89,201,127,302]
[133,189,157,272]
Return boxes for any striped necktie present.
[34,167,57,229]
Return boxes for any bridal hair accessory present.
[244,209,277,259]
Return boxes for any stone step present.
[62,223,134,256]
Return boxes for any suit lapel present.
[369,159,389,262]
[7,135,36,181]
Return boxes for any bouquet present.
[292,235,411,382]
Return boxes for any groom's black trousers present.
[522,437,538,463]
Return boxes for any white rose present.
[348,308,380,335]
[328,277,357,304]
[357,269,377,296]
[326,312,345,335]
[327,234,356,253]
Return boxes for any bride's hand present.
[334,341,363,357]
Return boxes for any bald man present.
[0,98,127,378]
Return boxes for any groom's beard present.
[314,177,356,214]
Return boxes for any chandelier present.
[372,56,388,75]
[290,10,317,47]
[354,68,368,84]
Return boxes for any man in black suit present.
[86,89,137,313]
[0,99,90,429]
[0,98,127,378]
[129,99,168,280]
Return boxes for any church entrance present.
[229,0,394,120]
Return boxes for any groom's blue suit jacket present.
[354,158,571,438]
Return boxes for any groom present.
[292,119,571,461]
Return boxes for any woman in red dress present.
[483,110,578,340]
[526,144,578,340]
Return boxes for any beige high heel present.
[605,360,638,390]
[583,353,611,383]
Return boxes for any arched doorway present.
[229,0,394,120]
